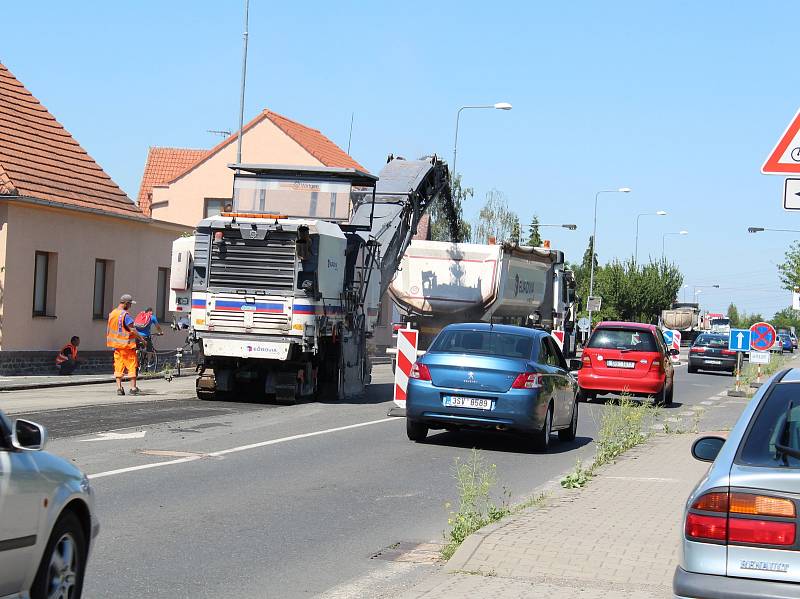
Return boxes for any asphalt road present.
[2,354,770,598]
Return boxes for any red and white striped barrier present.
[393,326,419,408]
[551,330,565,352]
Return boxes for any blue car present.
[405,323,580,451]
[779,333,794,353]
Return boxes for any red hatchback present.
[578,321,676,405]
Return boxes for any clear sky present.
[3,1,799,317]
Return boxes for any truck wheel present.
[406,419,428,442]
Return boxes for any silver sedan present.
[675,368,800,598]
[0,410,98,599]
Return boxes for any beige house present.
[137,109,365,225]
[0,62,189,373]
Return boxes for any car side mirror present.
[691,436,725,462]
[669,348,680,356]
[11,419,47,451]
[569,358,583,371]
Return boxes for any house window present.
[93,259,114,319]
[33,251,57,317]
[156,267,170,322]
[204,198,231,218]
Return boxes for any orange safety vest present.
[55,343,78,364]
[106,308,136,349]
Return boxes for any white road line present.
[88,417,399,480]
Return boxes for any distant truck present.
[388,240,578,358]
[661,302,701,345]
[709,317,731,334]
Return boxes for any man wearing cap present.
[106,294,144,396]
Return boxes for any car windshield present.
[710,318,730,326]
[739,383,800,468]
[694,335,727,348]
[587,328,657,352]
[429,329,533,359]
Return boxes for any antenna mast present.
[235,0,250,166]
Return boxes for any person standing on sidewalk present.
[106,294,144,396]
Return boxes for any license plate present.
[704,359,722,365]
[443,396,494,410]
[606,360,635,369]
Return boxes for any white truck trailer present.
[387,240,578,357]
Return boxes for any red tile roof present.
[0,62,141,218]
[136,147,209,215]
[136,109,366,215]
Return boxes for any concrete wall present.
[1,200,190,352]
[150,119,324,227]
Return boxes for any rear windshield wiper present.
[775,401,800,464]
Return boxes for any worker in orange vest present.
[55,335,81,375]
[106,294,144,396]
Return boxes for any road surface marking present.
[88,417,399,479]
[79,431,146,442]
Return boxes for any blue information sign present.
[728,328,751,352]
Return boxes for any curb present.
[0,372,190,392]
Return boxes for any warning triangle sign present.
[762,108,800,174]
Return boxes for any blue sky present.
[3,1,799,316]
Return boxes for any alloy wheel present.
[47,533,77,599]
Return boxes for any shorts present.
[114,347,138,377]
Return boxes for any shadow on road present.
[421,429,593,455]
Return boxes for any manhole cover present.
[370,542,442,564]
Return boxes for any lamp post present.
[661,230,688,261]
[634,210,667,265]
[748,226,800,234]
[587,188,632,327]
[452,103,512,193]
[693,284,720,298]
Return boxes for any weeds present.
[560,394,658,488]
[441,450,547,560]
[560,460,592,489]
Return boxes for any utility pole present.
[235,0,250,166]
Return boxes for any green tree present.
[510,216,521,245]
[727,303,740,328]
[471,189,519,244]
[430,173,472,242]
[771,307,800,331]
[594,258,683,323]
[527,214,543,247]
[778,241,800,292]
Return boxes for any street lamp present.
[748,226,800,234]
[588,188,632,326]
[661,230,688,261]
[537,223,578,230]
[634,210,667,265]
[693,284,720,298]
[452,103,513,192]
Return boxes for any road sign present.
[750,321,777,351]
[729,328,752,352]
[784,178,800,211]
[749,350,771,365]
[577,317,590,332]
[663,330,674,346]
[551,330,565,351]
[586,296,602,311]
[762,109,800,175]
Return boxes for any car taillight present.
[728,518,796,546]
[686,491,797,546]
[649,358,664,372]
[410,362,431,381]
[581,355,592,368]
[690,347,706,354]
[511,372,542,389]
[686,513,727,541]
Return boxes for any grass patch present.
[441,449,547,560]
[560,394,659,489]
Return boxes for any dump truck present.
[661,302,701,345]
[387,240,578,357]
[170,156,453,402]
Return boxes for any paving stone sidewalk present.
[401,433,711,598]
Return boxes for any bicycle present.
[136,333,164,376]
